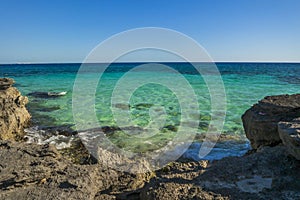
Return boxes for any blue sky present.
[1,0,300,63]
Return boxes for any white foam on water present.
[24,126,74,149]
[24,126,250,161]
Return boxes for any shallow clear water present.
[1,62,300,160]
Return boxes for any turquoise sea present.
[1,62,300,160]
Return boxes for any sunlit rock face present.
[0,78,31,141]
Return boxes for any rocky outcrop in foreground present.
[242,94,300,150]
[0,141,299,200]
[0,78,31,141]
[242,94,300,160]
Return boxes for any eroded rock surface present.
[242,94,300,149]
[278,117,300,160]
[0,78,31,141]
[0,140,299,200]
[0,141,153,200]
[141,145,300,200]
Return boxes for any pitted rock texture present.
[0,78,31,141]
[278,117,300,160]
[0,141,299,200]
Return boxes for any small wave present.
[24,126,74,149]
[24,125,251,161]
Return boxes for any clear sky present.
[1,0,300,63]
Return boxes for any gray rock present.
[278,118,300,160]
[140,145,300,200]
[242,94,300,149]
[0,141,299,199]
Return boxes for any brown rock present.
[0,78,31,141]
[0,78,14,90]
[140,182,229,200]
[0,141,299,199]
[278,118,300,160]
[242,94,300,149]
[140,145,300,200]
[0,141,155,200]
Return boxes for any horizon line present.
[1,61,300,65]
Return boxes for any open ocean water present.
[1,62,300,161]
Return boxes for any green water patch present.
[27,100,58,126]
[107,129,177,153]
[27,97,71,127]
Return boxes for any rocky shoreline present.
[0,78,31,141]
[0,78,299,199]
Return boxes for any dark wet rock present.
[278,118,300,160]
[242,94,300,149]
[28,91,67,99]
[0,78,31,141]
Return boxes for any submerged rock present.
[0,78,31,141]
[28,91,67,99]
[242,94,300,149]
[278,118,300,160]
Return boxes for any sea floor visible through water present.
[1,62,300,161]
